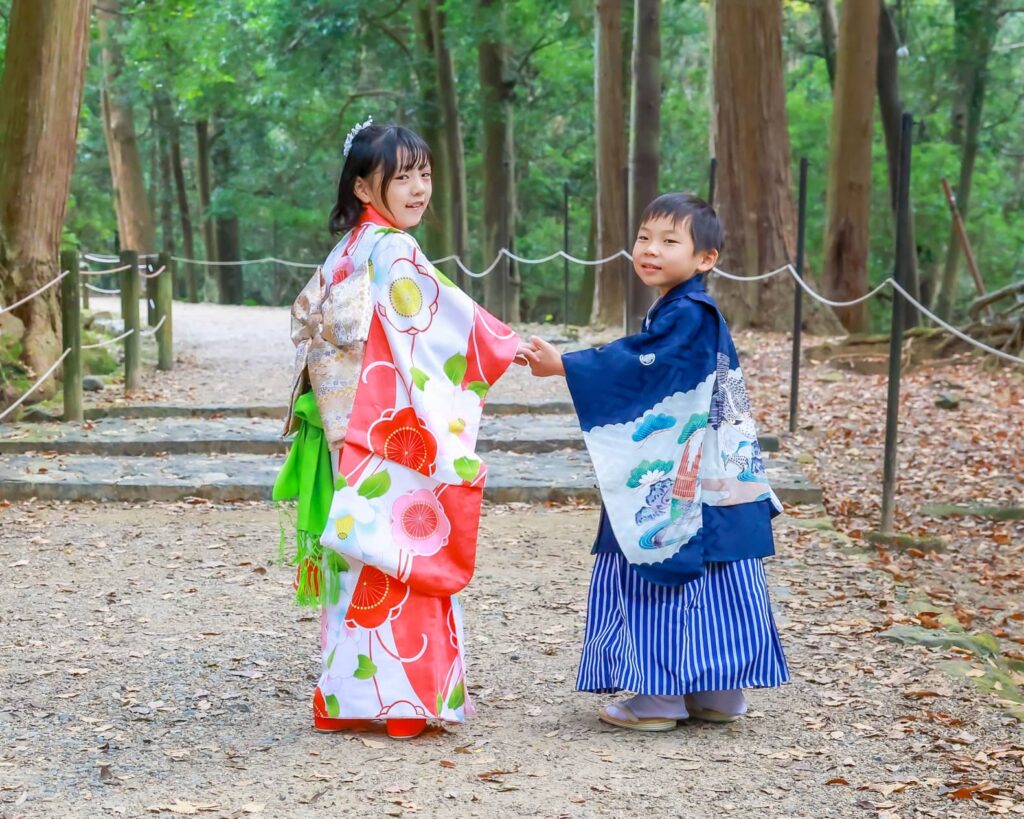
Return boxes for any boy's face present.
[633,215,719,296]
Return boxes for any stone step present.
[17,399,578,424]
[0,415,781,457]
[0,451,819,505]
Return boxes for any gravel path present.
[1,500,1020,818]
[84,299,577,408]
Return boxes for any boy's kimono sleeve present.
[563,284,780,586]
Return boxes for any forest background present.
[0,0,1021,345]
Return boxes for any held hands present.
[517,336,566,378]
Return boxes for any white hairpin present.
[343,116,374,158]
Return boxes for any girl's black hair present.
[328,123,433,236]
[639,192,725,253]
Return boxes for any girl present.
[275,120,524,739]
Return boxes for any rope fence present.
[0,270,69,317]
[0,348,71,423]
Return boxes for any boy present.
[522,193,789,731]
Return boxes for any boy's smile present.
[633,215,719,296]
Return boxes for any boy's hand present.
[521,336,566,378]
[513,341,532,366]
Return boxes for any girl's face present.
[354,152,432,230]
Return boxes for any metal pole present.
[563,181,570,329]
[788,158,808,434]
[707,157,718,205]
[623,165,633,333]
[120,249,141,393]
[880,112,914,533]
[60,249,82,422]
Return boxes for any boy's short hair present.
[640,192,724,253]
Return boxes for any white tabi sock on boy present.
[607,694,690,721]
[684,689,747,722]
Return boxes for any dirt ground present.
[1,500,1021,819]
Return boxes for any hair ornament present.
[343,116,374,158]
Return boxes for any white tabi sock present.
[685,688,748,716]
[606,694,690,721]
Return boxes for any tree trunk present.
[415,1,451,261]
[935,0,999,320]
[169,113,199,302]
[431,0,469,285]
[195,119,217,272]
[815,0,838,89]
[711,0,835,332]
[822,0,879,332]
[627,0,660,332]
[592,0,627,328]
[0,0,91,396]
[478,0,518,322]
[876,1,920,323]
[156,101,176,256]
[211,125,243,304]
[98,0,156,257]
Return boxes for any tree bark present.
[195,119,217,272]
[711,0,835,332]
[431,0,468,285]
[592,0,627,328]
[211,124,243,304]
[156,101,176,257]
[414,1,451,261]
[876,1,920,323]
[822,0,880,332]
[815,0,838,89]
[168,113,199,302]
[935,0,1000,320]
[0,0,91,395]
[98,0,156,257]
[627,0,660,331]
[478,0,518,322]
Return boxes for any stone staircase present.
[0,401,820,505]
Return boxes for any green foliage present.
[47,0,1024,322]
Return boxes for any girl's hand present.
[521,336,566,378]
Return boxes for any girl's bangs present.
[397,131,432,171]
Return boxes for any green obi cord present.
[272,391,339,606]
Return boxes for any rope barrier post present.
[563,181,570,329]
[156,252,173,371]
[624,165,635,333]
[145,259,158,326]
[707,157,718,205]
[880,112,914,533]
[59,250,83,422]
[119,249,141,393]
[80,254,90,310]
[789,158,809,434]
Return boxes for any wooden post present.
[80,257,90,310]
[156,252,173,370]
[119,249,141,393]
[788,158,808,434]
[60,249,83,422]
[880,113,913,534]
[941,177,990,315]
[145,257,158,326]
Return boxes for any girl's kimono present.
[563,275,789,695]
[276,208,519,722]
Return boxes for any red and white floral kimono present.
[310,209,518,723]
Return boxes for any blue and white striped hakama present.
[576,551,789,695]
